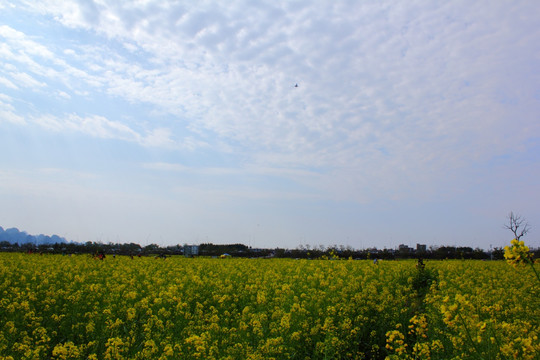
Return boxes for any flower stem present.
[457,312,481,359]
[528,261,540,283]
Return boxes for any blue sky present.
[0,0,539,250]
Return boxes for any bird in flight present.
[294,83,298,88]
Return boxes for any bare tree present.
[504,211,530,240]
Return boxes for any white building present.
[184,244,199,257]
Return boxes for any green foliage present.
[411,263,438,297]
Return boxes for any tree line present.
[2,240,536,260]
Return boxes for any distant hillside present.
[0,226,68,245]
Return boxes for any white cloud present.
[30,112,198,150]
[0,108,25,125]
[9,71,47,88]
[0,76,18,89]
[55,90,71,100]
[3,0,540,203]
[0,96,25,124]
[142,161,319,180]
[0,25,53,59]
[140,128,175,148]
[33,113,139,141]
[142,162,188,172]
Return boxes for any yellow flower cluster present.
[424,261,539,359]
[385,315,442,360]
[0,254,537,359]
[504,239,532,267]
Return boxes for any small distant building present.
[416,244,427,253]
[398,244,413,253]
[184,244,199,257]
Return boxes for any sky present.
[0,0,539,250]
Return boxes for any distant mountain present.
[0,226,68,245]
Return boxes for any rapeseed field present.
[0,253,538,359]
